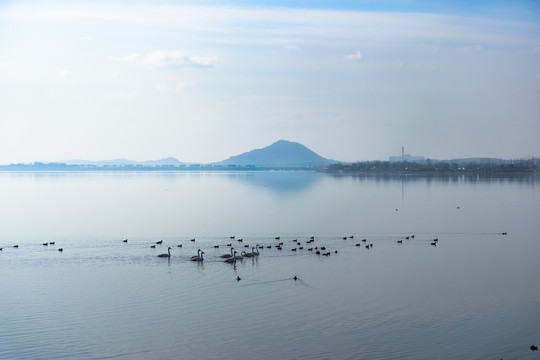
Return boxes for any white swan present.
[190,249,204,262]
[158,247,172,257]
[242,247,257,258]
[224,251,237,263]
[220,247,235,258]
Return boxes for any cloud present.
[110,50,218,68]
[345,50,363,61]
[284,45,299,50]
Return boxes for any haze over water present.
[1,171,539,359]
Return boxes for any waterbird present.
[433,238,439,242]
[275,237,280,240]
[233,251,244,260]
[177,244,182,247]
[43,243,48,246]
[226,243,232,246]
[293,276,297,281]
[123,239,128,243]
[397,240,403,244]
[362,239,367,242]
[224,252,237,264]
[365,246,369,249]
[405,236,409,240]
[349,236,354,239]
[291,248,297,252]
[58,248,63,252]
[0,248,3,251]
[214,245,219,248]
[238,239,243,242]
[531,345,538,351]
[230,236,235,239]
[322,252,331,256]
[242,247,258,257]
[156,240,163,245]
[13,245,18,248]
[220,247,235,259]
[502,232,508,235]
[431,242,437,246]
[190,238,195,242]
[49,242,55,245]
[320,246,326,250]
[244,244,249,248]
[190,250,205,262]
[151,245,156,249]
[236,276,241,281]
[343,237,347,240]
[158,247,172,258]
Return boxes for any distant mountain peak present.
[215,140,336,168]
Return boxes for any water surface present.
[1,171,539,359]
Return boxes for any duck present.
[156,240,163,245]
[190,250,205,262]
[177,244,183,247]
[58,248,63,252]
[123,239,128,243]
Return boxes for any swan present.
[224,252,237,263]
[242,247,257,257]
[158,247,172,257]
[253,244,260,256]
[233,251,244,260]
[220,247,235,258]
[190,250,205,262]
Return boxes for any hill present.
[215,140,336,168]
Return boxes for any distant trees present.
[325,158,538,173]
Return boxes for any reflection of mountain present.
[227,171,323,194]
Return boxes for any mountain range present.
[59,140,336,168]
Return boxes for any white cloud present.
[285,45,299,50]
[110,50,218,68]
[345,50,363,61]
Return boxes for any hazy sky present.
[1,0,539,164]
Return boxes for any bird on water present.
[190,249,205,262]
[158,247,172,258]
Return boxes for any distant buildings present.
[389,146,425,163]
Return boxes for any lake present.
[1,171,539,359]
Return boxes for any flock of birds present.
[117,233,448,264]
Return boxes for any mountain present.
[215,140,337,168]
[62,157,185,167]
[140,157,185,166]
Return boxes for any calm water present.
[1,171,539,360]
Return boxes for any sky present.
[0,0,539,164]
